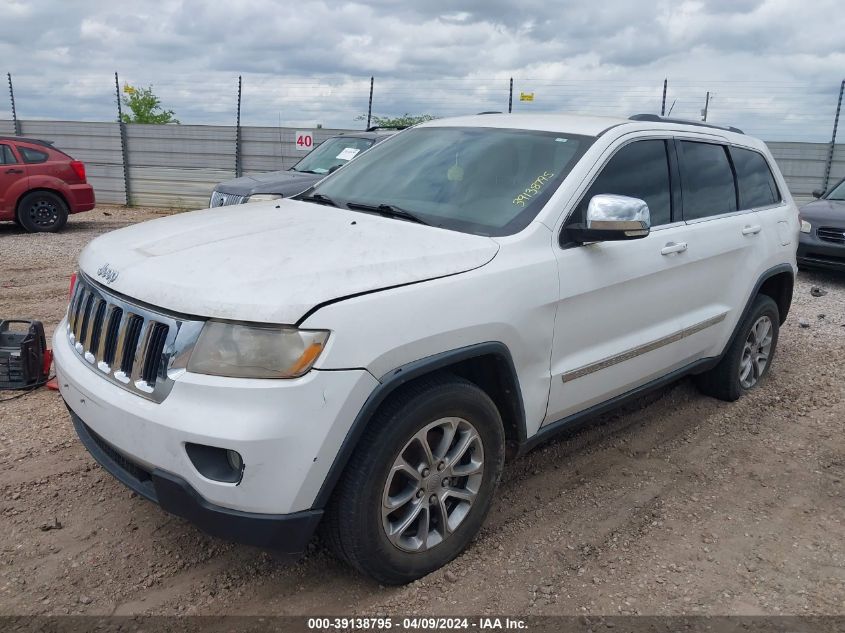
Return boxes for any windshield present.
[305,126,593,236]
[292,136,374,174]
[826,179,845,201]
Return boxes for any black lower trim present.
[311,342,525,509]
[69,407,321,556]
[518,357,718,455]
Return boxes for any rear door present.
[0,143,27,216]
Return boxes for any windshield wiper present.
[346,202,430,226]
[298,193,338,207]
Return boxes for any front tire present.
[695,295,780,401]
[17,191,69,232]
[321,376,505,584]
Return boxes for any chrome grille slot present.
[101,307,123,367]
[119,315,144,376]
[141,323,169,385]
[817,227,845,244]
[87,300,107,360]
[63,274,204,403]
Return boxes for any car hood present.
[215,170,322,197]
[78,200,499,324]
[799,198,845,225]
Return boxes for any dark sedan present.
[797,178,845,271]
[209,130,396,207]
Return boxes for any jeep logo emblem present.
[97,263,119,284]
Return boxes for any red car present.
[0,136,95,232]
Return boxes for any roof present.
[415,112,753,143]
[0,136,54,147]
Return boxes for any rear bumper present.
[67,183,95,213]
[70,408,322,556]
[797,238,845,271]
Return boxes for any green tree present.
[120,84,180,124]
[356,113,437,128]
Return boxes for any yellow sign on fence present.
[519,92,535,102]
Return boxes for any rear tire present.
[695,295,779,401]
[17,191,69,233]
[321,375,505,585]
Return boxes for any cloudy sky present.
[1,0,844,140]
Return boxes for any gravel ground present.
[0,207,843,616]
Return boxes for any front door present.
[545,137,700,423]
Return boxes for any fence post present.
[115,72,132,206]
[366,76,374,129]
[661,78,667,116]
[235,75,243,177]
[7,73,21,136]
[508,77,513,113]
[822,79,845,192]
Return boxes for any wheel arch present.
[722,264,794,357]
[311,342,526,509]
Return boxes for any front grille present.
[66,275,204,402]
[209,190,246,207]
[817,227,845,244]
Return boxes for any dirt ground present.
[0,207,843,617]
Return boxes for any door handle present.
[742,225,762,235]
[661,242,688,256]
[4,168,23,174]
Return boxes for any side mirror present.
[811,189,824,199]
[568,194,651,243]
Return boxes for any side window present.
[0,144,17,165]
[572,139,672,226]
[730,146,781,209]
[18,146,49,164]
[678,141,737,220]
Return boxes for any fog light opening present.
[185,443,245,484]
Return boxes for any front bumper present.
[797,233,845,271]
[53,317,378,541]
[70,408,322,554]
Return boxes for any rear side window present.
[730,147,780,209]
[18,146,49,164]
[0,144,17,164]
[572,139,672,226]
[678,141,737,220]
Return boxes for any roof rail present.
[0,136,55,147]
[628,114,744,135]
[476,111,503,115]
[365,125,409,132]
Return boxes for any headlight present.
[187,321,329,379]
[800,219,812,234]
[244,193,283,203]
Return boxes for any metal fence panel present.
[2,118,843,209]
[126,124,236,207]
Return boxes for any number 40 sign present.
[295,130,314,150]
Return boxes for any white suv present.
[55,113,797,584]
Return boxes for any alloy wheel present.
[739,315,773,389]
[381,417,484,553]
